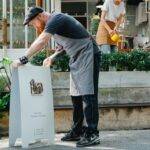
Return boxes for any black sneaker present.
[61,130,81,141]
[76,132,100,147]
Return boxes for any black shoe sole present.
[76,138,100,147]
[61,137,81,142]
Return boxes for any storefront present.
[0,0,149,52]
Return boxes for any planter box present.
[52,71,150,106]
[52,71,150,132]
[1,107,150,134]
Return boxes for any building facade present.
[0,0,149,51]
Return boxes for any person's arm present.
[25,31,51,59]
[114,13,125,32]
[12,31,51,67]
[50,49,65,61]
[43,43,66,67]
[100,11,115,35]
[100,0,115,35]
[115,2,126,32]
[49,43,65,62]
[43,50,66,67]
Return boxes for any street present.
[0,130,150,150]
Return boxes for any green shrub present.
[111,50,150,71]
[0,76,9,93]
[30,49,150,72]
[30,50,47,66]
[0,74,10,113]
[30,50,70,72]
[0,93,10,111]
[144,56,150,71]
[100,53,111,71]
[110,52,129,71]
[90,15,100,35]
[129,50,150,71]
[53,53,70,72]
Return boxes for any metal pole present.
[86,1,89,30]
[2,0,7,58]
[51,0,55,13]
[50,0,55,49]
[46,0,50,12]
[46,0,51,57]
[2,0,6,18]
[25,0,28,49]
[10,0,13,49]
[145,0,150,13]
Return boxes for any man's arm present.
[25,31,52,59]
[12,31,52,67]
[49,50,65,61]
[42,49,66,67]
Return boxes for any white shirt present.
[102,0,125,23]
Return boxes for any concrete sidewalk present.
[0,130,150,150]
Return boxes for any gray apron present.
[53,34,95,96]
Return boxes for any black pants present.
[71,51,101,134]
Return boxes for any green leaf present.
[2,57,13,65]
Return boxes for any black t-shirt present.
[44,13,89,39]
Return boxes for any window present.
[61,1,98,34]
[61,2,87,28]
[0,0,52,49]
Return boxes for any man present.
[96,0,125,54]
[12,7,101,147]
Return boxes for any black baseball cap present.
[23,7,44,25]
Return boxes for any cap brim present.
[23,18,30,25]
[23,13,40,26]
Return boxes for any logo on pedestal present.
[30,79,43,95]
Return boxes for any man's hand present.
[43,57,53,67]
[12,59,22,68]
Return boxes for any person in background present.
[12,7,101,147]
[96,0,125,54]
[95,0,104,16]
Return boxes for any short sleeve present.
[121,3,126,15]
[122,8,126,15]
[44,13,65,35]
[102,0,109,11]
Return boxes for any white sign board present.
[9,66,55,148]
